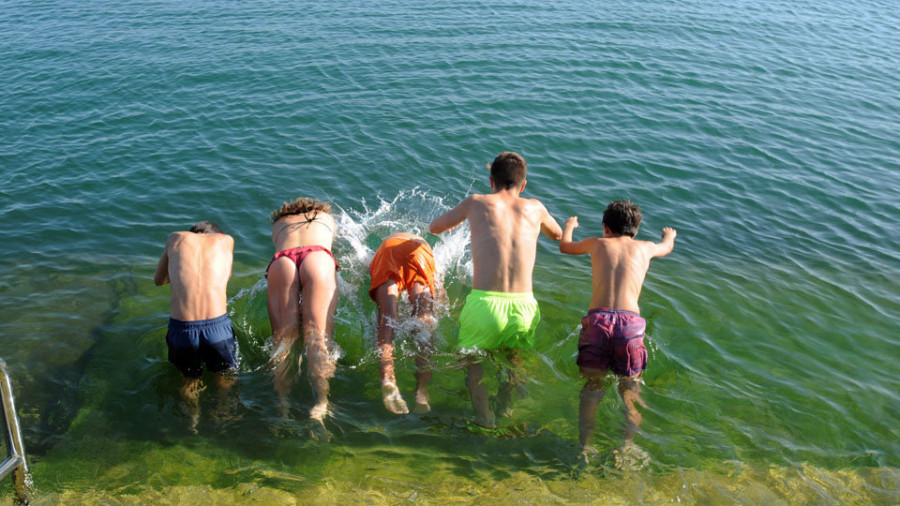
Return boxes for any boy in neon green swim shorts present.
[430,152,562,427]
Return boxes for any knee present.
[581,376,606,394]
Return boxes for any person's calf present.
[578,377,606,448]
[466,364,494,428]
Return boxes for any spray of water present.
[228,188,474,372]
[332,188,472,368]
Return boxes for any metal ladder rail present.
[0,358,30,504]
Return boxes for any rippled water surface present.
[1,0,899,503]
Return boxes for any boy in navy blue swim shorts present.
[166,314,238,379]
[560,201,676,466]
[155,221,237,432]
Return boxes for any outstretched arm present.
[540,205,563,241]
[429,197,470,235]
[650,227,677,258]
[559,217,592,255]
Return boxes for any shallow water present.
[1,0,899,503]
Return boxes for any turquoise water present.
[1,0,899,503]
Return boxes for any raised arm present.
[650,227,677,258]
[540,204,563,241]
[559,216,593,255]
[429,197,470,235]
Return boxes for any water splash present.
[332,188,472,366]
[227,188,473,370]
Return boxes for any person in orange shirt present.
[369,232,439,414]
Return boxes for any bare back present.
[469,193,549,292]
[272,212,336,252]
[561,220,676,314]
[155,231,234,321]
[587,237,657,313]
[431,190,562,293]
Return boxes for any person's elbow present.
[429,221,443,235]
[545,226,563,242]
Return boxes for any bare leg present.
[496,349,526,418]
[374,281,408,414]
[617,373,647,443]
[299,252,339,422]
[267,256,302,417]
[410,283,434,413]
[179,376,206,434]
[613,373,650,470]
[466,360,495,428]
[579,368,608,460]
[213,373,238,421]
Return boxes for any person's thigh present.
[375,280,400,321]
[298,251,338,334]
[266,257,300,339]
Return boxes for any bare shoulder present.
[463,193,490,211]
[166,231,190,247]
[468,193,488,204]
[319,211,337,226]
[214,233,235,248]
[525,197,553,217]
[636,238,663,257]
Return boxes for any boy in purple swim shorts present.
[560,200,676,463]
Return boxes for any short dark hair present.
[190,221,223,234]
[489,151,527,190]
[602,200,642,237]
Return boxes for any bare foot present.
[309,401,329,422]
[493,394,515,418]
[580,445,599,465]
[382,383,409,414]
[474,411,496,429]
[614,442,650,471]
[412,388,430,414]
[307,417,332,442]
[276,396,291,419]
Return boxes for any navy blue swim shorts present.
[166,314,238,379]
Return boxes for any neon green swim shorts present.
[457,289,541,350]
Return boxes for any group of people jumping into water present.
[154,151,676,460]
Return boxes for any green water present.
[2,0,899,503]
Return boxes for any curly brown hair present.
[270,197,332,223]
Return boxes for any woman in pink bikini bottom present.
[266,197,340,428]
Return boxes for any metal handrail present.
[0,358,31,504]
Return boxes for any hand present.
[566,216,579,229]
[662,227,676,240]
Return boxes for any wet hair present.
[489,151,527,190]
[602,200,642,237]
[189,221,223,234]
[270,197,331,223]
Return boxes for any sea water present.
[1,0,898,503]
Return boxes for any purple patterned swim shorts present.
[577,308,647,377]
